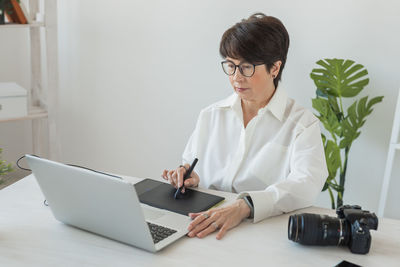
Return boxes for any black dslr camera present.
[287,205,378,254]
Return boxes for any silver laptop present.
[25,155,191,252]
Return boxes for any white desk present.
[1,175,399,267]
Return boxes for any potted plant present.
[0,148,13,184]
[310,58,383,209]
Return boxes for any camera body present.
[336,205,378,254]
[288,205,378,254]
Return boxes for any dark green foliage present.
[311,59,383,209]
[0,148,13,183]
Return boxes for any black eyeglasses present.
[221,60,263,77]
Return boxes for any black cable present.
[16,154,35,171]
[66,164,122,179]
[17,154,122,179]
[17,154,123,207]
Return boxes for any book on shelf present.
[19,1,31,24]
[4,0,28,24]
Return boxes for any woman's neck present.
[241,88,276,128]
[242,88,276,113]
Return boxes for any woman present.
[162,13,328,240]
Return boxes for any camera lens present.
[288,213,350,246]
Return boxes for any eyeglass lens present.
[222,61,255,77]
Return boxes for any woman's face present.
[226,57,280,105]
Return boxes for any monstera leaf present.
[310,58,383,209]
[311,59,369,98]
[321,134,342,192]
[312,98,342,138]
[340,96,383,148]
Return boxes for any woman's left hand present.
[187,199,251,240]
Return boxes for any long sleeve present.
[182,110,203,166]
[238,120,328,223]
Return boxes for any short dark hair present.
[219,13,290,88]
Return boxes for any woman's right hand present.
[161,164,200,193]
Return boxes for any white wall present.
[2,0,400,218]
[0,27,33,180]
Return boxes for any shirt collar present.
[261,86,287,121]
[214,87,287,122]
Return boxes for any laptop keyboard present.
[147,222,177,244]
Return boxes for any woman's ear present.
[272,61,282,78]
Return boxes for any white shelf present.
[0,22,45,28]
[0,0,59,159]
[0,106,47,123]
[379,88,400,217]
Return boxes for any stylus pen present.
[174,158,198,199]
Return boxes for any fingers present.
[196,218,223,238]
[161,170,169,180]
[184,177,196,187]
[183,163,191,170]
[177,166,185,188]
[167,170,177,188]
[188,212,203,221]
[171,166,186,188]
[187,211,221,238]
[184,170,200,188]
[162,164,200,189]
[188,212,209,232]
[187,201,246,240]
[216,224,229,240]
[195,212,220,233]
[161,168,183,188]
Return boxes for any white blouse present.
[182,87,328,223]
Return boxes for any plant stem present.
[332,133,337,144]
[337,146,350,207]
[336,95,346,208]
[336,95,344,174]
[339,96,344,115]
[328,187,336,209]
